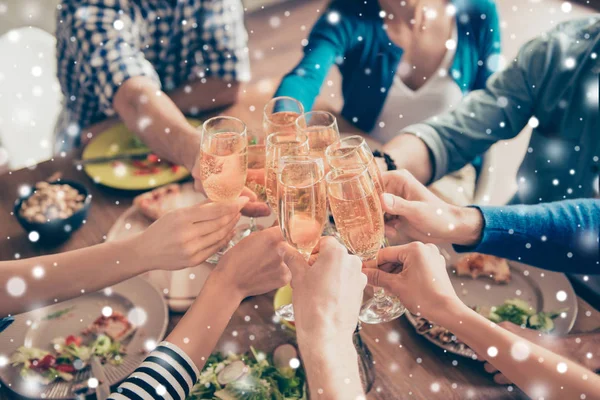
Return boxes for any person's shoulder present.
[517,17,600,67]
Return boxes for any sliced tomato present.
[171,165,180,173]
[56,364,76,373]
[32,354,55,370]
[131,160,147,169]
[147,154,160,163]
[65,335,82,347]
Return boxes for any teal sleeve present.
[454,200,600,274]
[274,7,351,111]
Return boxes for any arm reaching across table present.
[280,237,367,400]
[363,243,600,400]
[108,227,291,399]
[381,170,600,273]
[0,198,249,321]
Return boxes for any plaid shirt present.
[55,0,250,152]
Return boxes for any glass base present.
[275,303,295,322]
[234,221,264,242]
[206,240,235,264]
[359,294,406,324]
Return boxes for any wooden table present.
[1,85,600,400]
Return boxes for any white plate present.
[0,277,168,399]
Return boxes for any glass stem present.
[249,216,257,232]
[363,256,385,298]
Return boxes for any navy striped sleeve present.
[108,341,199,400]
[0,317,14,333]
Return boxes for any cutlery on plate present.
[74,152,151,166]
[90,356,111,400]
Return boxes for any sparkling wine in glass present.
[263,96,304,136]
[265,131,309,215]
[326,166,406,324]
[236,140,267,239]
[198,116,248,261]
[275,156,327,321]
[325,135,384,197]
[295,111,340,174]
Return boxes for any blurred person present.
[378,17,599,202]
[363,242,600,398]
[55,0,268,216]
[274,0,502,204]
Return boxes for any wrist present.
[180,129,201,171]
[109,237,151,275]
[205,268,245,305]
[453,206,484,247]
[428,298,474,330]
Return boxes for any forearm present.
[0,238,146,316]
[113,76,200,170]
[437,305,600,400]
[298,335,364,399]
[168,78,241,115]
[165,272,242,370]
[454,200,600,273]
[382,134,434,184]
[108,276,241,400]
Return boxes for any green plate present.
[273,284,296,331]
[82,119,201,190]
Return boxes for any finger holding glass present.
[326,165,406,324]
[275,156,328,321]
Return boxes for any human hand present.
[136,197,248,271]
[191,156,271,218]
[211,227,290,300]
[281,237,366,344]
[382,170,483,246]
[363,242,462,322]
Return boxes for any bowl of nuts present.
[14,180,91,243]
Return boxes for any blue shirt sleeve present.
[454,200,600,274]
[273,2,352,111]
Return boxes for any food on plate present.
[10,332,127,385]
[411,298,567,355]
[82,311,135,341]
[483,298,567,333]
[187,345,307,399]
[112,151,182,176]
[19,181,85,223]
[454,253,511,284]
[133,183,182,221]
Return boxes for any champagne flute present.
[326,166,406,324]
[275,155,327,321]
[263,96,304,136]
[198,116,248,261]
[295,111,340,173]
[265,131,310,215]
[296,111,341,235]
[237,132,267,239]
[325,135,384,196]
